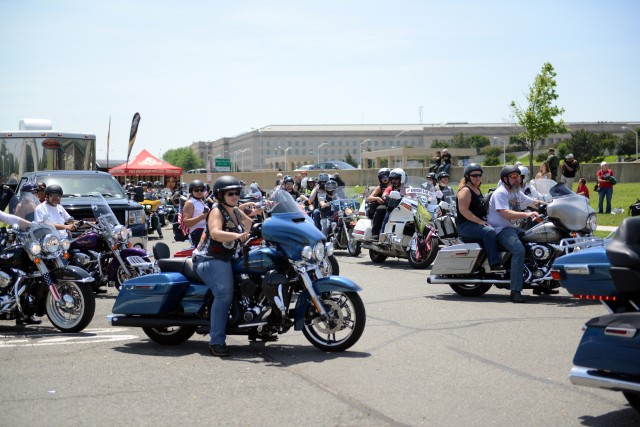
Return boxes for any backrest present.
[153,242,171,260]
[606,216,640,270]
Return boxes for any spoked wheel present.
[46,281,96,332]
[449,283,492,297]
[319,255,340,276]
[142,326,197,345]
[347,237,361,257]
[302,291,366,352]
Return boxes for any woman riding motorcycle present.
[367,168,390,220]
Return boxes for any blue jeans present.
[195,257,234,345]
[457,221,501,266]
[312,209,321,230]
[496,227,526,292]
[598,186,613,214]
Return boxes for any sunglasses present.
[469,174,482,178]
[508,174,521,179]
[192,188,205,192]
[225,191,240,197]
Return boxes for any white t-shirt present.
[0,211,24,227]
[488,182,535,234]
[34,202,72,237]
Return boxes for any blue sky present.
[1,0,638,159]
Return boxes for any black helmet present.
[325,180,338,192]
[306,177,316,188]
[137,180,144,186]
[317,173,329,183]
[20,182,38,193]
[283,175,294,184]
[500,165,521,186]
[436,171,449,180]
[213,176,242,199]
[154,181,162,188]
[45,184,63,196]
[427,172,437,181]
[189,180,205,193]
[464,163,483,177]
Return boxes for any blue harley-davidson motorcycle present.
[108,189,366,352]
[551,216,640,413]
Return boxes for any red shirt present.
[596,169,614,189]
[576,183,589,199]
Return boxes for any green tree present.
[484,156,501,166]
[452,132,471,148]
[564,129,604,163]
[431,140,449,149]
[344,152,357,168]
[163,147,204,171]
[617,131,637,158]
[510,62,569,172]
[468,135,490,153]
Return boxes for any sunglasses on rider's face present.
[508,174,521,179]
[225,191,240,197]
[192,188,205,192]
[469,173,482,178]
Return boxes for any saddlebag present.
[551,247,616,297]
[573,312,640,376]
[434,215,457,239]
[112,273,190,315]
[430,243,483,275]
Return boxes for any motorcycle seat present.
[606,216,640,270]
[157,258,203,283]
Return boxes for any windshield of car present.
[41,174,126,199]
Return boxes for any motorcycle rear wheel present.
[623,392,640,414]
[302,291,366,352]
[369,249,387,263]
[143,326,197,345]
[46,281,96,333]
[449,283,492,297]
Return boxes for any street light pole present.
[494,137,506,165]
[394,130,409,168]
[359,139,370,169]
[239,148,249,172]
[317,142,328,164]
[283,147,291,171]
[622,126,638,161]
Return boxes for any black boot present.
[16,316,42,325]
[510,291,526,303]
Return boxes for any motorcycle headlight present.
[313,241,325,261]
[586,213,597,232]
[42,234,61,254]
[301,246,313,261]
[73,252,92,267]
[61,239,71,251]
[112,225,129,241]
[325,241,334,256]
[29,242,42,255]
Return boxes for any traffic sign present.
[214,158,231,172]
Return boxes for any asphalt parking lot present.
[0,231,638,426]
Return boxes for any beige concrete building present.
[191,122,635,172]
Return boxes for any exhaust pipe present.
[570,366,640,394]
[107,314,208,328]
[427,276,511,285]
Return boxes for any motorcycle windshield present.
[89,196,120,228]
[269,189,306,216]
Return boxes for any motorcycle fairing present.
[293,275,362,331]
[573,312,640,376]
[262,213,325,261]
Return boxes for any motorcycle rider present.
[372,168,408,241]
[319,179,339,236]
[282,175,299,199]
[194,175,253,357]
[456,164,503,272]
[34,185,78,239]
[181,180,210,246]
[423,172,437,189]
[435,171,455,204]
[367,168,390,220]
[308,173,330,230]
[14,183,39,222]
[518,165,532,196]
[487,165,541,303]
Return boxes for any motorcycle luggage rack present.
[556,236,607,251]
[126,256,155,268]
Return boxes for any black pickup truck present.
[16,171,148,249]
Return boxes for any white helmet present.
[518,165,530,184]
[389,168,407,185]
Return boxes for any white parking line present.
[0,328,139,348]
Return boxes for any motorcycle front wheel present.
[303,291,366,352]
[143,326,197,345]
[46,281,96,333]
[369,249,387,263]
[408,237,439,269]
[319,255,340,276]
[449,283,492,297]
[115,256,154,291]
[347,238,361,257]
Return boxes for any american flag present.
[178,200,190,236]
[43,272,61,301]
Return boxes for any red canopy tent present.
[109,149,183,176]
